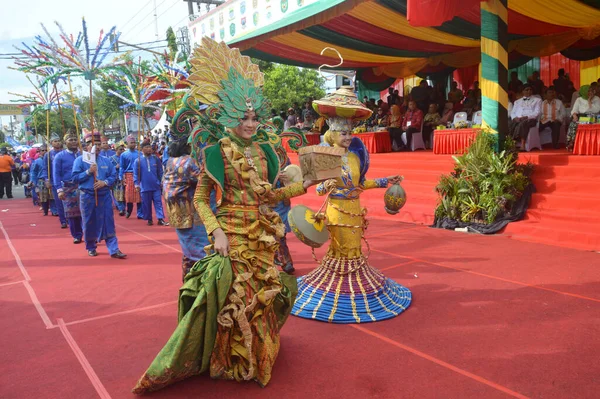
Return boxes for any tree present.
[261,64,326,112]
[251,58,274,73]
[166,27,178,56]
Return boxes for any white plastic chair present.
[525,122,542,151]
[539,122,567,146]
[401,123,426,151]
[453,112,468,124]
[472,110,482,125]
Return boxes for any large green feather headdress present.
[188,37,270,128]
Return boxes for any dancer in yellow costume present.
[132,38,321,394]
[292,87,413,323]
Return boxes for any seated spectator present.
[439,102,454,126]
[448,81,463,106]
[467,81,481,101]
[567,85,600,151]
[284,108,297,130]
[377,99,389,113]
[398,100,423,151]
[509,84,542,150]
[423,103,441,148]
[375,107,390,128]
[539,86,567,149]
[508,72,523,95]
[528,71,544,96]
[388,98,404,151]
[302,101,315,130]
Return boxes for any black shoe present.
[43,212,48,216]
[119,211,125,216]
[126,212,131,219]
[88,250,98,257]
[283,263,295,274]
[7,196,13,199]
[73,238,82,244]
[147,220,153,226]
[111,250,127,259]
[137,216,144,220]
[61,223,68,229]
[52,213,58,217]
[157,219,169,226]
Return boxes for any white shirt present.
[570,96,600,116]
[511,96,542,120]
[540,99,566,123]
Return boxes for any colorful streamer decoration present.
[35,18,124,81]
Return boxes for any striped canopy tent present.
[228,0,600,143]
[232,0,600,78]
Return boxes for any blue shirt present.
[72,155,116,193]
[119,149,140,180]
[133,154,163,192]
[30,158,45,184]
[42,149,62,182]
[52,150,81,191]
[99,149,116,158]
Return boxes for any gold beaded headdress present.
[187,37,270,128]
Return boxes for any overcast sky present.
[0,0,197,119]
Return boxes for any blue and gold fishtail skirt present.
[292,255,412,323]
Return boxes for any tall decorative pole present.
[88,81,98,205]
[67,76,83,152]
[480,0,509,151]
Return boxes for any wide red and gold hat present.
[312,86,372,121]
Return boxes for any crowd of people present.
[359,80,482,150]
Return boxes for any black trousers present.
[403,127,420,149]
[539,120,562,148]
[423,125,435,144]
[389,127,402,147]
[0,172,12,198]
[12,169,20,185]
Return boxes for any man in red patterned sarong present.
[119,135,143,219]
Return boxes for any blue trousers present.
[80,189,120,255]
[126,202,143,218]
[68,216,83,240]
[51,187,66,224]
[141,190,164,221]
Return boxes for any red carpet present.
[2,197,600,398]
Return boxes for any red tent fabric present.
[453,65,479,92]
[407,0,480,27]
[540,54,580,90]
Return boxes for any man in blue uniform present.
[30,146,51,215]
[72,130,126,258]
[119,135,143,219]
[43,134,67,227]
[99,136,116,158]
[133,140,168,226]
[109,143,126,216]
[53,132,84,244]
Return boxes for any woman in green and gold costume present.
[132,38,320,393]
[292,88,413,324]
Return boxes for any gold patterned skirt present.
[292,198,412,323]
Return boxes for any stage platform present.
[289,149,600,252]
